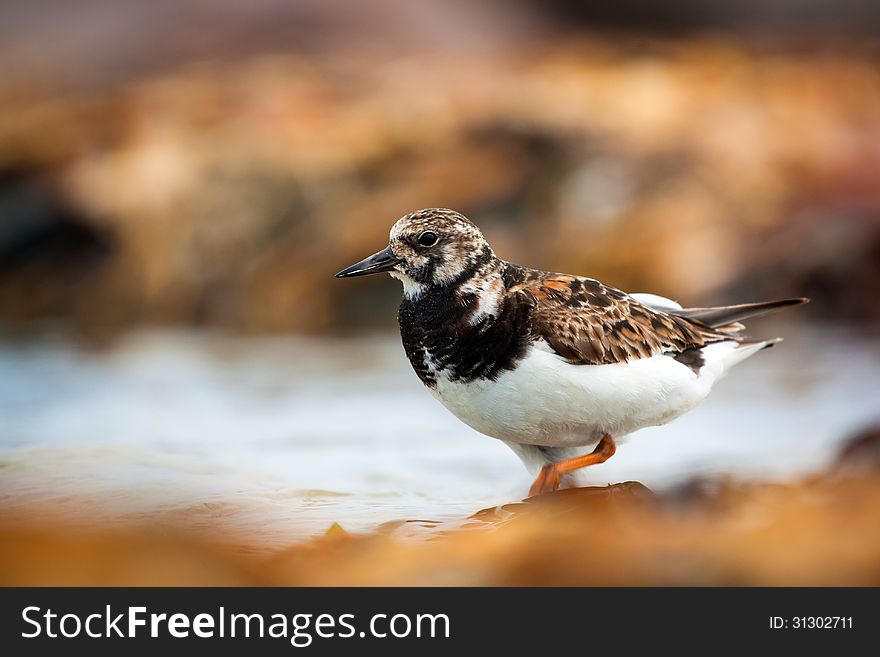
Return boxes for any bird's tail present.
[671,298,809,329]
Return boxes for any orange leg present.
[528,434,617,497]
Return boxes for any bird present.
[335,208,808,496]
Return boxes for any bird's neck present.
[399,256,505,328]
[397,258,533,386]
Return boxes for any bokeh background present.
[1,0,880,585]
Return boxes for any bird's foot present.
[528,463,562,497]
[527,434,617,498]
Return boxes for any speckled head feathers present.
[387,208,494,291]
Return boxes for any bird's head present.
[335,208,494,297]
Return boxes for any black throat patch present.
[397,262,535,387]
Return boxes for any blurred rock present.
[0,168,115,332]
[723,213,880,323]
[0,516,262,586]
[2,36,880,336]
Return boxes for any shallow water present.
[0,325,878,546]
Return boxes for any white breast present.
[426,339,752,448]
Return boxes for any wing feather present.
[509,270,732,366]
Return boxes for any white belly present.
[427,340,745,448]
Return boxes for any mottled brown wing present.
[511,272,729,365]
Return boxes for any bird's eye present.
[417,231,438,247]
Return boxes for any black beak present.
[335,246,402,278]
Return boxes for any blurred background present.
[1,0,880,584]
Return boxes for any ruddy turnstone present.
[336,208,808,496]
